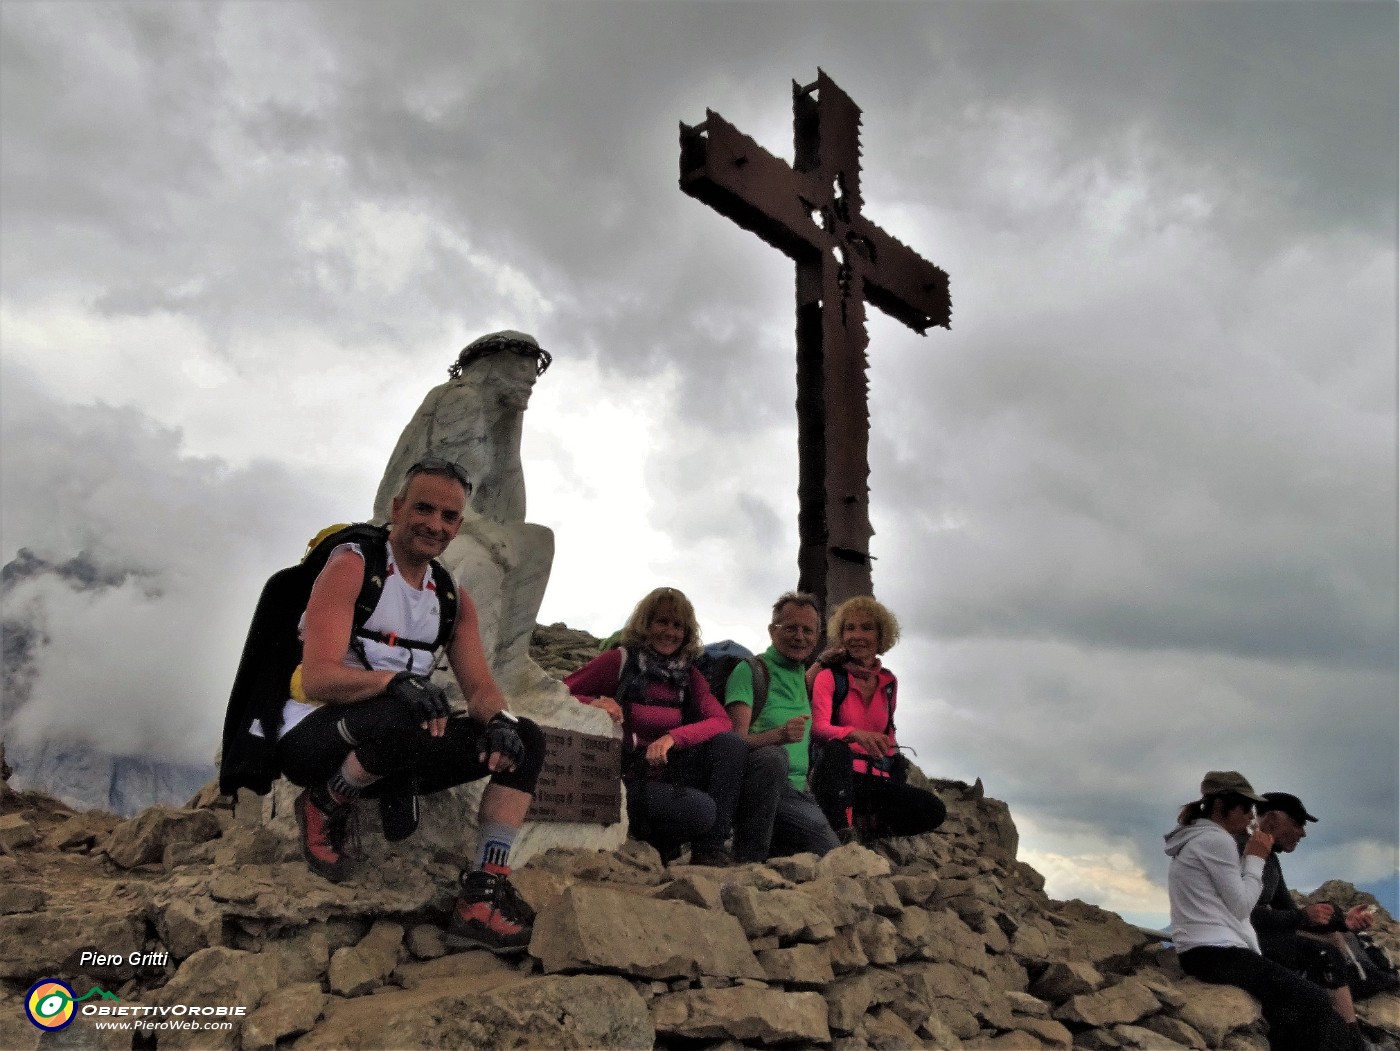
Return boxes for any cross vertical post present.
[680,70,952,613]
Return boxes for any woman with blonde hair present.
[565,587,745,865]
[808,595,945,841]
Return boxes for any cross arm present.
[680,111,826,264]
[852,220,951,335]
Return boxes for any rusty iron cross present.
[679,70,951,613]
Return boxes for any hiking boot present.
[445,870,535,955]
[688,845,734,867]
[294,787,359,883]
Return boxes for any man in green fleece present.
[725,591,841,861]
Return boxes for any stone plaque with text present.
[527,726,622,824]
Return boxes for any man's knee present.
[708,730,747,767]
[489,715,545,791]
[746,744,789,783]
[344,699,433,775]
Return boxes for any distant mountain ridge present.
[1,548,209,816]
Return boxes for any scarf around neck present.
[842,656,882,699]
[636,647,691,689]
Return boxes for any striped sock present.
[473,821,517,875]
[327,759,378,805]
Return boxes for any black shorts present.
[276,696,545,797]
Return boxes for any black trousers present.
[276,697,545,798]
[811,738,947,837]
[1178,945,1363,1051]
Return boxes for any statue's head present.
[449,331,551,410]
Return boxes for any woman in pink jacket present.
[809,596,945,841]
[565,587,744,865]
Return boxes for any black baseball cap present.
[1258,792,1318,825]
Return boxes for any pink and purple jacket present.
[810,665,899,777]
[564,648,731,752]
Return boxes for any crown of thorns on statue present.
[448,332,553,380]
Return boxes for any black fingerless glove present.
[386,671,451,722]
[480,711,525,766]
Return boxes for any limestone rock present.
[405,923,446,960]
[860,875,905,915]
[328,920,403,996]
[819,842,894,878]
[721,883,837,942]
[658,872,725,911]
[1031,959,1105,1002]
[1053,898,1150,970]
[241,982,328,1051]
[1142,1015,1208,1049]
[46,810,119,851]
[652,986,831,1045]
[155,897,225,960]
[0,883,45,914]
[0,813,37,850]
[1360,993,1400,1038]
[803,874,874,927]
[1006,990,1053,1017]
[0,905,145,979]
[1174,979,1264,1044]
[758,943,835,986]
[830,924,871,973]
[1053,977,1159,1028]
[392,948,521,991]
[860,1004,927,1049]
[854,913,901,965]
[299,973,652,1050]
[530,884,762,980]
[1015,1015,1074,1046]
[892,873,942,906]
[105,806,222,868]
[508,864,576,916]
[263,926,332,984]
[766,853,822,883]
[1109,1022,1189,1048]
[825,968,907,1033]
[1221,1033,1271,1051]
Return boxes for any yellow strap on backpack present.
[303,523,355,563]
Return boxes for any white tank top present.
[269,541,447,739]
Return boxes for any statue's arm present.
[446,589,510,721]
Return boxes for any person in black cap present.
[1165,772,1367,1051]
[1248,792,1379,1026]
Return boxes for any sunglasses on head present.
[407,457,474,495]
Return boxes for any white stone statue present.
[367,331,623,865]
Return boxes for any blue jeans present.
[734,745,838,861]
[627,731,746,857]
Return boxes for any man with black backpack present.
[258,458,545,954]
[723,591,840,861]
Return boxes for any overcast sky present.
[2,1,1395,926]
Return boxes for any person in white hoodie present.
[1165,771,1366,1051]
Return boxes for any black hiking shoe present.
[445,870,535,955]
[689,845,735,867]
[294,786,359,883]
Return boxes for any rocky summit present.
[0,626,1396,1050]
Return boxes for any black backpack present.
[808,661,908,814]
[218,524,458,796]
[694,642,771,726]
